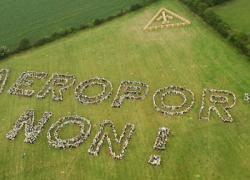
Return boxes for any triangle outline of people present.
[143,8,191,31]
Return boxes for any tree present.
[0,46,10,59]
[18,38,31,51]
[130,4,142,11]
[93,19,104,26]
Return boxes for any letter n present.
[88,120,135,160]
[6,110,52,143]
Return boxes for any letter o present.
[75,77,112,104]
[153,85,194,116]
[48,116,91,149]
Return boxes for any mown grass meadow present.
[0,0,250,179]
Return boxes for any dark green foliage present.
[79,24,88,30]
[203,0,232,6]
[93,19,104,26]
[129,4,142,11]
[229,32,250,56]
[203,10,232,37]
[17,38,31,51]
[33,36,52,47]
[179,0,250,57]
[0,46,10,59]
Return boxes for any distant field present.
[0,0,147,49]
[212,0,250,34]
[0,0,250,179]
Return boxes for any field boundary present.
[0,0,158,60]
[179,0,250,58]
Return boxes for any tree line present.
[179,0,250,57]
[0,0,158,60]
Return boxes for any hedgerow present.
[0,0,158,60]
[179,0,250,57]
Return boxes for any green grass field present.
[212,0,250,34]
[0,0,146,49]
[0,0,250,179]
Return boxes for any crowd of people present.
[210,95,228,104]
[6,109,52,144]
[8,71,47,97]
[148,155,161,166]
[153,85,195,116]
[153,127,170,150]
[144,8,191,31]
[47,115,91,149]
[244,93,250,103]
[148,127,170,166]
[75,77,112,104]
[199,89,237,122]
[37,73,76,101]
[88,120,135,160]
[0,69,9,94]
[112,80,149,108]
[148,22,190,31]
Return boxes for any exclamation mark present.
[148,127,170,166]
